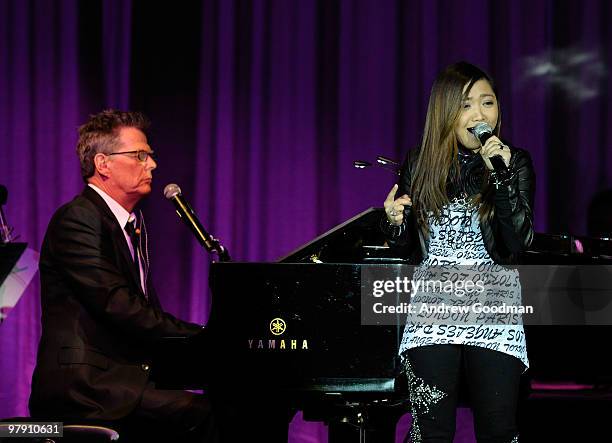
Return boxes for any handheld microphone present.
[469,122,494,146]
[489,154,508,174]
[468,122,508,174]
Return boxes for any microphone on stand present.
[353,160,373,169]
[0,185,14,243]
[163,184,230,261]
[376,156,401,168]
[353,155,401,175]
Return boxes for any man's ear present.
[93,153,111,178]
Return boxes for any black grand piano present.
[154,208,409,441]
[153,208,612,442]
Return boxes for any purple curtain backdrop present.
[2,1,612,441]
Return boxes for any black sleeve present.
[491,149,536,255]
[47,204,203,341]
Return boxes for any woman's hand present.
[384,184,412,226]
[479,135,511,171]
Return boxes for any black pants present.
[120,383,218,442]
[406,345,523,443]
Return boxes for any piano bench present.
[0,418,119,442]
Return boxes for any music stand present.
[0,242,29,323]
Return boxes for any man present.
[29,110,215,441]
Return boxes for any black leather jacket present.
[382,146,536,265]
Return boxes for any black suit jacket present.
[29,186,202,420]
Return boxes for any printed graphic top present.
[399,197,529,370]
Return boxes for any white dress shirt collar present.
[87,184,133,229]
[88,184,146,294]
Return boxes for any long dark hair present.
[411,62,499,234]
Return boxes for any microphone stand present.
[210,236,231,262]
[0,185,14,243]
[0,207,12,243]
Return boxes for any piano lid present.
[278,208,408,264]
[278,205,612,265]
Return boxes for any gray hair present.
[77,109,150,182]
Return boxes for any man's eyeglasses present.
[107,150,156,162]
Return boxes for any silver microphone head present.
[471,122,493,140]
[163,183,182,200]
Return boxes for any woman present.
[381,62,535,442]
